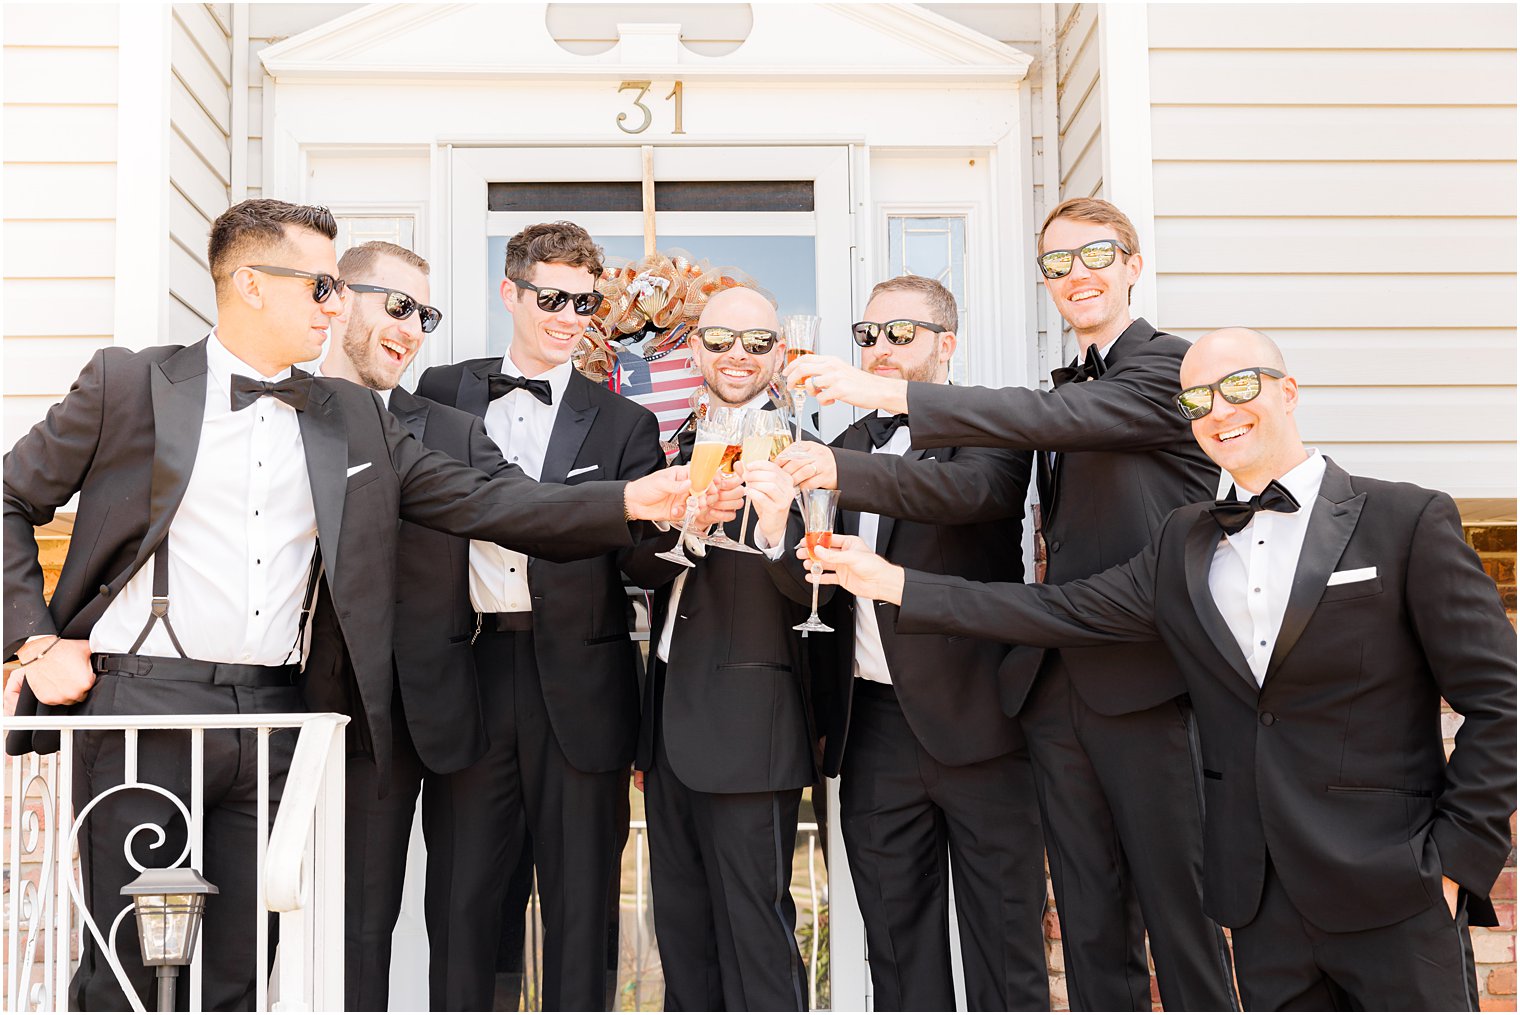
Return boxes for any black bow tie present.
[1050,343,1108,388]
[230,374,312,413]
[488,372,553,406]
[863,413,910,449]
[1209,480,1301,535]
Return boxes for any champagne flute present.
[702,407,756,553]
[656,414,729,568]
[729,409,793,552]
[782,314,821,443]
[794,487,839,635]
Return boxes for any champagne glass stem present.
[806,561,823,635]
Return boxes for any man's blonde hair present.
[868,275,958,334]
[338,240,429,281]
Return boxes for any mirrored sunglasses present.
[697,326,780,355]
[244,265,346,303]
[1174,367,1286,421]
[512,278,605,316]
[1037,239,1131,280]
[852,319,947,348]
[348,283,442,333]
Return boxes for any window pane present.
[887,215,967,384]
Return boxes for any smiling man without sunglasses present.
[788,198,1238,1011]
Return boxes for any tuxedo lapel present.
[1267,460,1365,677]
[299,377,347,578]
[541,372,599,485]
[875,446,931,554]
[387,385,430,441]
[460,359,495,419]
[1182,509,1260,702]
[129,341,209,580]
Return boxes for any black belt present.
[473,611,534,638]
[853,677,898,701]
[91,653,298,688]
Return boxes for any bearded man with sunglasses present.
[808,327,1517,1011]
[2,200,711,1012]
[790,198,1237,1011]
[415,221,681,1011]
[316,239,516,1010]
[757,275,1049,1011]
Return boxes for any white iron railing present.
[2,713,348,1013]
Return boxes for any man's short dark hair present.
[504,221,605,283]
[209,199,338,300]
[338,240,429,281]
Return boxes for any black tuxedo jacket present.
[810,417,1032,776]
[631,430,825,795]
[4,340,637,776]
[905,318,1218,718]
[385,384,515,774]
[898,459,1518,934]
[416,358,671,773]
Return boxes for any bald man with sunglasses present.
[808,327,1517,1010]
[790,199,1238,1010]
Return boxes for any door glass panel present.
[888,214,968,384]
[486,230,817,438]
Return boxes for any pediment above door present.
[258,2,1032,83]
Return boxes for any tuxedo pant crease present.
[838,683,1048,1012]
[1020,657,1238,1011]
[645,732,808,1012]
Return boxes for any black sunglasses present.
[348,283,442,334]
[1174,367,1286,421]
[1037,239,1132,279]
[697,326,780,355]
[512,278,605,317]
[852,319,947,348]
[243,265,346,303]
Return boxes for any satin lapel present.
[387,386,429,441]
[874,446,930,555]
[1267,461,1364,678]
[299,378,348,579]
[461,359,495,419]
[837,421,874,538]
[130,342,210,577]
[1045,451,1067,524]
[541,372,598,485]
[1035,449,1055,516]
[1182,509,1260,702]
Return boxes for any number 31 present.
[616,80,686,136]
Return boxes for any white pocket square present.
[346,463,371,478]
[1327,566,1377,586]
[567,464,599,478]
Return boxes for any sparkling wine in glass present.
[656,414,730,568]
[731,410,792,552]
[782,314,821,442]
[794,487,839,635]
[700,407,756,553]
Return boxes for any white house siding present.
[1146,3,1517,504]
[1055,3,1101,201]
[168,3,233,335]
[2,5,120,451]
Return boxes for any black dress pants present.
[343,684,432,1012]
[1232,857,1479,1011]
[839,680,1049,1012]
[1020,655,1238,1011]
[71,670,300,1012]
[645,732,808,1011]
[428,628,626,1011]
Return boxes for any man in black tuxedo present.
[1,200,715,1011]
[316,240,513,1010]
[633,285,821,1011]
[811,327,1518,1010]
[414,221,670,1011]
[791,198,1236,1010]
[766,275,1047,1010]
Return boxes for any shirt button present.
[254,510,260,516]
[254,609,261,616]
[518,417,524,422]
[1257,540,1265,546]
[1259,640,1267,646]
[1253,587,1261,593]
[509,567,516,573]
[98,584,111,596]
[256,559,262,565]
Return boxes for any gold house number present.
[616,81,687,135]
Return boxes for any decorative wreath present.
[574,249,773,384]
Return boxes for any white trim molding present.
[1097,3,1160,324]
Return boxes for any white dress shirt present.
[1207,450,1326,684]
[91,332,319,664]
[656,392,771,663]
[853,417,913,685]
[468,351,573,614]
